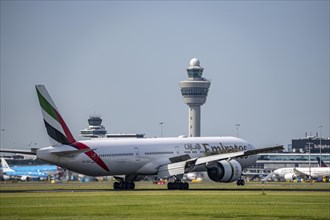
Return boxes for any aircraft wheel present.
[129,182,135,190]
[183,182,189,190]
[236,179,245,186]
[114,181,135,190]
[123,182,129,190]
[167,182,174,190]
[113,182,120,190]
[167,182,189,190]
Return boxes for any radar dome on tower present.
[189,58,200,66]
[186,57,204,78]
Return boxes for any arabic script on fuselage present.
[184,143,247,155]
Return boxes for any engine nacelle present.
[3,175,10,181]
[207,160,242,183]
[284,173,296,181]
[20,176,29,181]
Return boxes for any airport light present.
[159,122,165,137]
[306,140,314,180]
[235,124,240,137]
[1,128,4,147]
[0,128,4,156]
[318,125,323,162]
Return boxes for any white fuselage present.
[36,136,258,177]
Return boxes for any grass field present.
[0,181,329,220]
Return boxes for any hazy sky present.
[1,1,329,150]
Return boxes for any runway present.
[1,181,329,193]
[1,181,329,220]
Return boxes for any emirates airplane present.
[1,85,283,190]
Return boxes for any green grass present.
[0,181,329,220]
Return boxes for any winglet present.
[36,85,76,145]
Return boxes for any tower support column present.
[189,105,201,137]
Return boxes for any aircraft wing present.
[0,148,37,155]
[293,168,309,178]
[243,145,284,156]
[157,145,283,178]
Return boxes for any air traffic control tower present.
[180,58,211,137]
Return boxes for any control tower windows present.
[181,88,209,96]
[187,69,203,78]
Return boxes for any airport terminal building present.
[291,136,330,154]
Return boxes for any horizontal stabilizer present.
[51,148,94,157]
[0,149,36,155]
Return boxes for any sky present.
[1,1,329,150]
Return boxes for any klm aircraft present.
[1,158,59,181]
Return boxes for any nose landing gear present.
[236,178,245,186]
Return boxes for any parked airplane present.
[0,85,283,190]
[0,158,58,181]
[261,157,329,182]
[273,166,330,181]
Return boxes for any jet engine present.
[284,173,296,181]
[207,160,242,183]
[20,176,30,181]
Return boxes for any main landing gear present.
[113,181,135,190]
[113,176,136,190]
[167,180,189,190]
